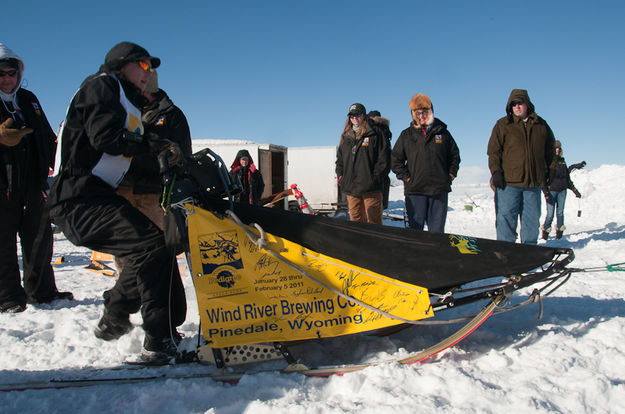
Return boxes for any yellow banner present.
[187,206,432,348]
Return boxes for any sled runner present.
[159,148,574,370]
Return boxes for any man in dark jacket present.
[230,149,264,205]
[541,140,585,240]
[0,43,73,313]
[336,103,390,224]
[48,42,185,363]
[391,94,460,233]
[487,89,555,244]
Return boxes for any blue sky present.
[3,0,624,181]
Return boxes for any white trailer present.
[192,139,288,209]
[287,146,346,215]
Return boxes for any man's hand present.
[148,138,184,168]
[491,170,505,189]
[0,118,33,147]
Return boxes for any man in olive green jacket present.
[487,89,555,244]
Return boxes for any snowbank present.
[1,165,624,413]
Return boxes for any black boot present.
[555,225,565,239]
[141,332,181,365]
[94,312,133,341]
[0,299,26,313]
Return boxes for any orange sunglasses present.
[136,60,152,72]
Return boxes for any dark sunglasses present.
[0,70,17,78]
[511,101,525,107]
[136,60,152,72]
[349,113,363,119]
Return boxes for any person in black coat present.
[541,140,585,240]
[336,103,390,224]
[391,93,460,233]
[48,42,186,362]
[368,110,392,210]
[230,149,264,205]
[0,43,73,313]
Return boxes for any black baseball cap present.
[103,42,161,72]
[347,103,366,117]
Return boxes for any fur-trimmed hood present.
[369,115,390,128]
[0,43,25,102]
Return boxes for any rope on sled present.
[569,262,625,273]
[225,209,505,326]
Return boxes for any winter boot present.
[141,332,181,365]
[541,226,551,241]
[0,299,26,313]
[94,312,133,341]
[555,225,565,240]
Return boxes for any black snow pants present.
[50,194,186,338]
[0,188,58,306]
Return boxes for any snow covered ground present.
[1,165,624,413]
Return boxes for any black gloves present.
[573,189,582,198]
[543,188,553,204]
[491,170,505,189]
[148,137,185,168]
[122,130,184,167]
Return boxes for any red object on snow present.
[290,184,315,214]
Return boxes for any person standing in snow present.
[391,93,460,233]
[48,42,186,363]
[541,140,585,240]
[367,110,392,210]
[0,43,73,313]
[336,103,390,224]
[487,89,555,245]
[230,149,265,205]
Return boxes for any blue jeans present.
[404,193,448,233]
[543,190,566,230]
[495,186,541,244]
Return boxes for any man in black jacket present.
[391,94,460,233]
[48,42,185,363]
[0,43,73,313]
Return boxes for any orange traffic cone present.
[290,184,315,214]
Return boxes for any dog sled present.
[160,148,574,373]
